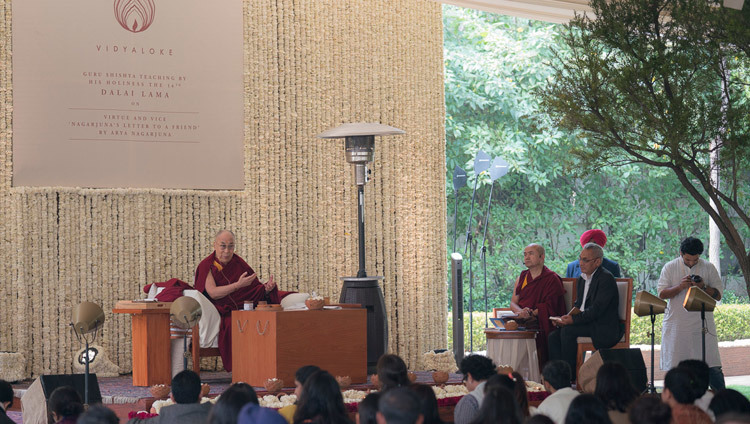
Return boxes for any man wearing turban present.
[565,229,621,278]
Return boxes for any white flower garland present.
[0,0,447,376]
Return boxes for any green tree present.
[540,0,750,294]
[443,6,747,322]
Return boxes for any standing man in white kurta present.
[658,237,725,390]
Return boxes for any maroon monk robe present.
[514,266,566,367]
[194,251,292,371]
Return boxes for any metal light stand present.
[463,151,490,353]
[183,315,190,371]
[71,320,101,407]
[479,157,508,328]
[647,306,657,394]
[479,182,494,329]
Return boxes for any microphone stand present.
[480,181,495,329]
[701,302,707,363]
[647,306,657,394]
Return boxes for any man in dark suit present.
[548,243,623,378]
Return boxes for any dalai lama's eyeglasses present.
[217,243,235,251]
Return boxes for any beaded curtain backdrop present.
[0,0,447,377]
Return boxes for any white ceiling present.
[438,0,744,24]
[438,0,592,24]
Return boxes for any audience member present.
[78,405,120,424]
[536,361,579,424]
[279,365,321,423]
[564,394,612,424]
[524,416,554,424]
[469,385,522,424]
[357,393,381,424]
[0,380,14,424]
[377,387,423,424]
[48,386,84,424]
[409,384,443,424]
[716,413,750,424]
[293,370,352,424]
[710,389,750,420]
[377,354,411,392]
[628,394,671,424]
[238,403,287,424]
[678,359,713,416]
[127,370,212,424]
[454,355,496,424]
[594,362,639,424]
[485,373,533,417]
[208,383,258,424]
[661,367,711,424]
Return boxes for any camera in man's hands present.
[689,274,703,284]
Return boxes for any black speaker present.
[40,374,102,404]
[21,374,102,424]
[598,348,648,393]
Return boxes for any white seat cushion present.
[281,292,310,310]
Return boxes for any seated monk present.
[509,243,566,367]
[194,229,293,371]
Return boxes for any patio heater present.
[317,122,405,373]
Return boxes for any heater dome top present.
[316,123,405,139]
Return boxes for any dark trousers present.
[709,366,726,391]
[548,324,593,380]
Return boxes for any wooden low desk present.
[232,308,367,386]
[485,328,540,382]
[113,301,172,386]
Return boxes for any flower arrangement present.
[423,350,458,373]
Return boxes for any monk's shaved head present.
[526,243,545,257]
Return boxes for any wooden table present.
[485,328,540,382]
[113,301,172,386]
[232,308,367,386]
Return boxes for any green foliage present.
[538,0,750,294]
[629,304,750,344]
[442,6,745,315]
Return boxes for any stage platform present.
[7,371,472,423]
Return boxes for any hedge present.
[446,305,750,351]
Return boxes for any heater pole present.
[357,186,367,278]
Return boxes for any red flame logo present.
[114,0,156,33]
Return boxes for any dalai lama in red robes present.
[510,243,566,367]
[194,229,292,371]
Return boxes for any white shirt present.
[536,387,580,424]
[580,271,594,311]
[658,256,723,369]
